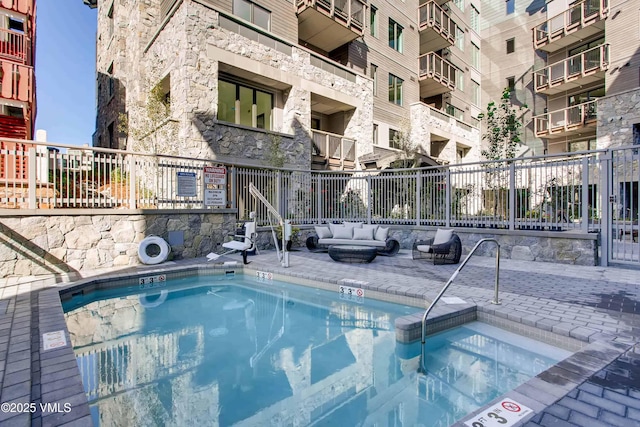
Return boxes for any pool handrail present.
[419,238,501,373]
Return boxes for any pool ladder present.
[419,238,501,374]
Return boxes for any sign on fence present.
[176,172,197,197]
[204,166,227,207]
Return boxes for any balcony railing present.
[533,0,608,51]
[0,61,33,102]
[534,44,608,94]
[418,0,455,52]
[296,0,365,52]
[534,100,597,137]
[0,29,28,64]
[311,129,356,170]
[418,52,456,95]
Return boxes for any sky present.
[35,1,97,147]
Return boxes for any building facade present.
[0,0,36,181]
[84,0,640,169]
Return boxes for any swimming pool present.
[62,273,570,426]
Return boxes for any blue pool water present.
[63,274,570,427]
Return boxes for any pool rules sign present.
[465,399,533,427]
[204,166,227,207]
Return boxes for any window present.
[471,42,480,69]
[568,139,597,152]
[388,74,403,106]
[218,79,273,130]
[370,6,378,37]
[455,26,464,51]
[470,6,479,32]
[506,76,515,92]
[446,103,464,120]
[233,0,270,30]
[107,2,114,39]
[506,38,515,54]
[453,0,465,11]
[8,18,24,33]
[370,64,378,96]
[389,19,403,52]
[107,62,115,98]
[633,124,640,145]
[456,71,464,91]
[471,80,480,106]
[389,129,400,149]
[456,146,468,163]
[373,124,379,145]
[506,0,515,15]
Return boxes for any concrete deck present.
[0,248,639,426]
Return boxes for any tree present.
[390,117,419,169]
[477,88,527,218]
[478,88,526,162]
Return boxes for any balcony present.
[0,29,29,64]
[418,52,456,98]
[418,0,455,54]
[296,0,365,52]
[0,0,34,15]
[0,61,33,103]
[534,100,597,138]
[533,0,608,52]
[311,129,356,170]
[534,44,608,95]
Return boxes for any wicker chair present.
[412,229,462,265]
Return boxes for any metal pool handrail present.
[419,238,501,373]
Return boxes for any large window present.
[370,64,378,96]
[471,42,480,69]
[471,80,480,106]
[453,0,464,11]
[388,74,403,106]
[456,70,464,91]
[506,0,515,15]
[455,26,464,51]
[470,5,479,32]
[389,19,403,52]
[218,79,273,130]
[389,129,400,149]
[370,6,378,37]
[233,0,270,30]
[506,76,515,92]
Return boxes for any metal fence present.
[3,138,639,264]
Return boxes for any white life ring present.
[139,290,168,308]
[138,236,171,265]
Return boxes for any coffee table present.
[328,245,378,263]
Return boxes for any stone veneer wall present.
[0,211,237,277]
[253,225,598,265]
[597,88,640,148]
[107,0,373,169]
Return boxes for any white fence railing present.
[4,138,640,235]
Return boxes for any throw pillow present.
[433,229,454,245]
[362,224,379,235]
[375,226,389,241]
[353,227,374,240]
[328,223,340,235]
[343,221,364,229]
[332,225,353,239]
[315,226,332,239]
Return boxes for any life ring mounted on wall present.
[138,236,171,265]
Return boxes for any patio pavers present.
[0,248,638,426]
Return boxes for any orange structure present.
[0,0,36,182]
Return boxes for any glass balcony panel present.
[550,111,566,128]
[567,57,582,77]
[550,63,564,82]
[583,48,601,71]
[350,0,363,25]
[567,106,582,126]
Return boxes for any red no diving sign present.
[502,401,521,412]
[465,399,532,427]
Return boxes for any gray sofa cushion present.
[318,238,387,247]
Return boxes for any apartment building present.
[84,0,640,170]
[83,0,482,170]
[0,0,36,182]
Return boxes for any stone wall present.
[0,211,237,277]
[597,88,640,148]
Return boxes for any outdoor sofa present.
[306,222,400,256]
[412,228,462,264]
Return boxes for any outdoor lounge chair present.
[207,213,257,264]
[412,229,462,265]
